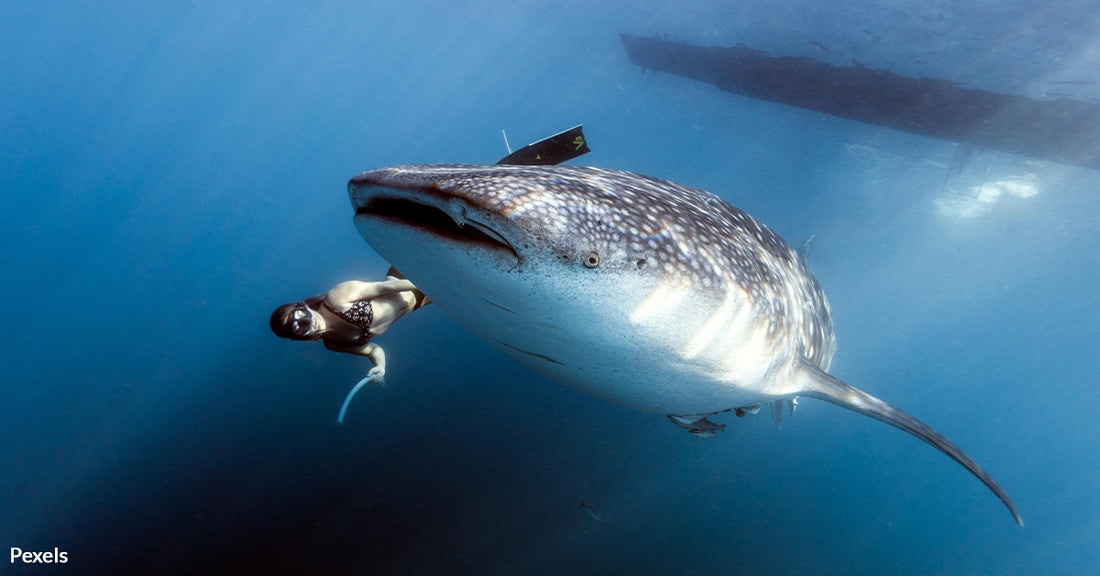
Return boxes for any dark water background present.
[2,1,1097,574]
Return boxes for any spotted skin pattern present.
[353,164,836,371]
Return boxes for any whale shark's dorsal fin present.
[797,234,816,261]
[794,358,1024,526]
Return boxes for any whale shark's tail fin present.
[497,125,590,166]
[795,359,1023,526]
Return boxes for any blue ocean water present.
[2,1,1097,574]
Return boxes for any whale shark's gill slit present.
[357,197,518,258]
[496,341,565,365]
[480,296,517,314]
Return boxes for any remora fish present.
[348,164,1022,525]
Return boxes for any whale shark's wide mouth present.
[355,196,519,260]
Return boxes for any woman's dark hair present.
[270,302,302,339]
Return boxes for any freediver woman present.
[270,267,430,423]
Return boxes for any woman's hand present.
[365,365,385,384]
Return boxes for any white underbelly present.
[418,262,794,414]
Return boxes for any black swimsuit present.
[324,299,374,345]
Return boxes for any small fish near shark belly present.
[348,163,1022,526]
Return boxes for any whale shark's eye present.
[584,251,600,268]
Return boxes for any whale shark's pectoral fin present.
[668,413,727,438]
[794,358,1023,526]
[770,398,798,430]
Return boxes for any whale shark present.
[347,163,1022,525]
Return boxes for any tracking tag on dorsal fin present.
[497,125,590,166]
